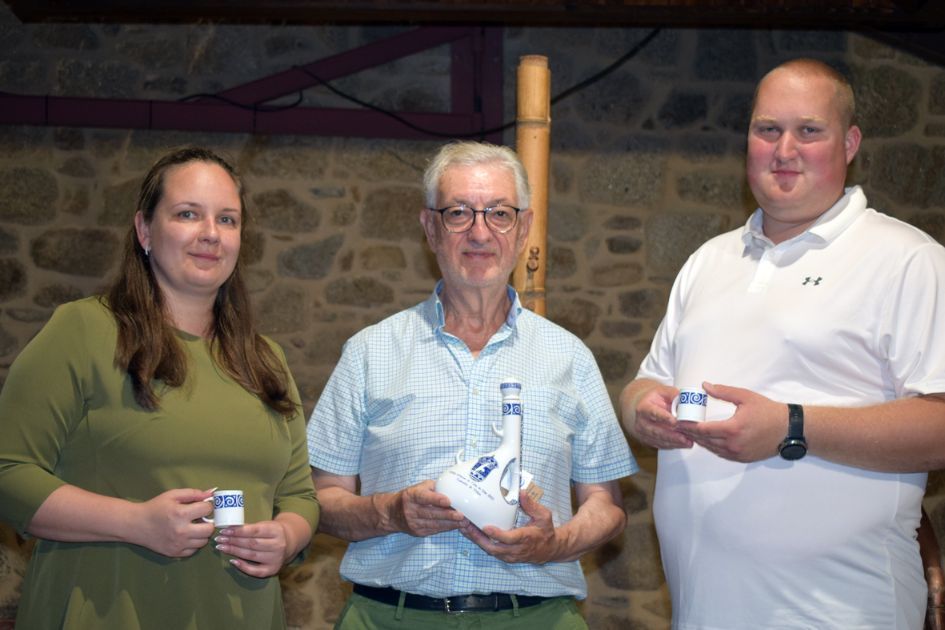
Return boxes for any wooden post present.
[513,55,550,316]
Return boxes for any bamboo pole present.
[513,55,550,316]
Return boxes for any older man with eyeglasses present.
[307,141,636,629]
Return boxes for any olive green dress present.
[0,297,319,629]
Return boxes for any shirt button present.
[470,439,478,448]
[472,388,479,396]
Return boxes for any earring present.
[144,246,150,257]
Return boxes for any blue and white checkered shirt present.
[307,282,637,598]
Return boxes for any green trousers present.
[334,592,589,630]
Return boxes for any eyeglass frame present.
[427,203,523,234]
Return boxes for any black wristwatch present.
[778,403,807,461]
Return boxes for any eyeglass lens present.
[441,205,517,232]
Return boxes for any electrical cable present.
[178,26,663,140]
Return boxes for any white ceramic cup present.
[672,387,708,422]
[202,490,244,527]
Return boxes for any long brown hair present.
[104,147,296,417]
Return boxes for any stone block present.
[53,129,85,152]
[0,228,17,256]
[548,246,577,279]
[676,171,745,208]
[0,321,16,357]
[302,326,360,366]
[243,136,332,178]
[33,24,100,50]
[57,157,95,179]
[600,320,643,338]
[606,235,643,254]
[278,234,344,279]
[579,154,665,208]
[591,262,643,287]
[0,58,47,93]
[590,345,633,381]
[325,276,394,308]
[637,28,680,67]
[604,215,642,231]
[0,258,27,302]
[55,59,139,99]
[869,143,945,207]
[7,308,48,323]
[716,92,754,133]
[100,178,140,227]
[678,132,735,160]
[252,189,320,233]
[335,139,434,183]
[932,72,945,116]
[853,64,920,137]
[771,30,846,53]
[0,168,58,225]
[645,212,726,279]
[360,245,406,271]
[694,30,756,81]
[330,202,357,227]
[240,229,265,266]
[594,522,664,591]
[243,268,274,294]
[548,202,587,242]
[256,284,306,334]
[142,76,188,95]
[361,186,425,241]
[30,228,118,277]
[551,159,574,196]
[618,288,666,319]
[33,283,84,308]
[657,91,708,129]
[61,185,90,216]
[574,70,648,126]
[115,37,186,68]
[0,127,51,155]
[546,297,600,339]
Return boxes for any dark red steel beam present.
[0,26,504,142]
[203,26,479,106]
[0,93,495,139]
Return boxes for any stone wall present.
[1,4,944,628]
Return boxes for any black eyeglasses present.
[428,204,521,234]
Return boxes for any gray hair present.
[422,141,531,209]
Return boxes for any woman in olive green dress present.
[0,147,319,629]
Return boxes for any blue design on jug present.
[502,402,522,415]
[469,456,498,482]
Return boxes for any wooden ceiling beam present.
[4,0,944,29]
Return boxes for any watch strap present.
[786,403,804,439]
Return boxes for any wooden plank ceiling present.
[5,0,945,29]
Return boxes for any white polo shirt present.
[638,186,945,629]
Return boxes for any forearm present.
[619,377,663,437]
[275,511,314,562]
[805,395,945,472]
[316,485,402,542]
[27,484,141,543]
[550,483,626,563]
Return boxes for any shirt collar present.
[427,279,522,334]
[741,185,867,251]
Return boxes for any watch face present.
[780,440,807,461]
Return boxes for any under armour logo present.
[802,276,822,286]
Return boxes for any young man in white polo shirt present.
[621,58,945,629]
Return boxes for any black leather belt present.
[353,584,552,613]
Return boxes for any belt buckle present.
[443,596,463,615]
